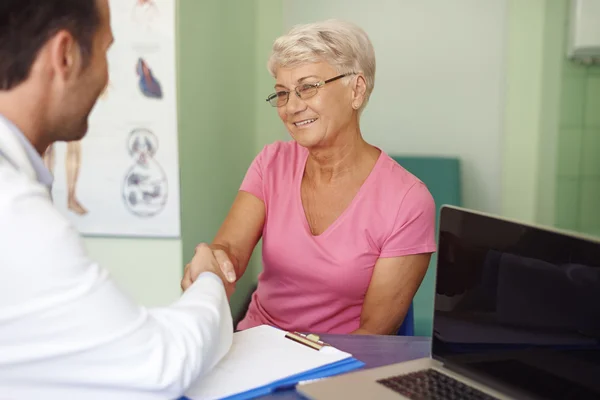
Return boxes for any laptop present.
[298,205,600,400]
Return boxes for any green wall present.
[254,0,286,154]
[556,62,600,234]
[504,0,600,238]
[249,1,286,311]
[503,0,547,223]
[177,0,283,316]
[534,0,564,227]
[556,62,600,235]
[177,0,255,315]
[541,0,600,237]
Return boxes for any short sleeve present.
[380,182,437,258]
[239,147,266,201]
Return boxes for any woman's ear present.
[351,74,367,110]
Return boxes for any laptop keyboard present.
[377,368,498,400]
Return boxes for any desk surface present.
[256,334,431,399]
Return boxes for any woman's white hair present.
[267,19,376,112]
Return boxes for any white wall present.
[284,0,508,213]
[84,238,182,306]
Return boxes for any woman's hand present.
[181,243,237,298]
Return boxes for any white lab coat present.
[0,119,233,399]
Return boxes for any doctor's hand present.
[181,243,237,298]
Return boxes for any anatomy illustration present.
[122,128,168,217]
[44,141,87,215]
[131,0,159,31]
[136,58,163,99]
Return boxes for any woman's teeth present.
[295,119,316,127]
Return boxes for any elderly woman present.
[182,19,436,335]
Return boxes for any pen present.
[284,332,329,350]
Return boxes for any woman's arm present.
[181,191,265,292]
[211,191,266,279]
[351,253,431,335]
[183,139,270,292]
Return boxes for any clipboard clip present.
[285,331,330,350]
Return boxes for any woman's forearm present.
[350,325,396,335]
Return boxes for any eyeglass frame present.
[265,72,356,107]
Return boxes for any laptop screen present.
[432,206,600,399]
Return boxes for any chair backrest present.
[396,302,415,336]
[390,156,462,336]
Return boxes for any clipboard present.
[182,325,365,400]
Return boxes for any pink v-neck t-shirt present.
[236,141,437,334]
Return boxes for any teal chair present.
[390,156,462,337]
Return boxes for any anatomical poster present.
[48,0,181,238]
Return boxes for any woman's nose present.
[285,92,307,114]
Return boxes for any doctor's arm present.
[0,181,233,398]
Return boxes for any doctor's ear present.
[47,30,84,82]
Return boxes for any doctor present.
[0,1,237,399]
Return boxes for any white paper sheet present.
[184,325,352,400]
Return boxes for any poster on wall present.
[47,0,181,238]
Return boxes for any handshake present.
[181,243,238,298]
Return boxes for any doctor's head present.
[0,0,113,152]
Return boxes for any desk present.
[255,334,431,399]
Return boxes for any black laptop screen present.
[432,206,600,399]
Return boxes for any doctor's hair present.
[267,19,376,113]
[0,0,100,90]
